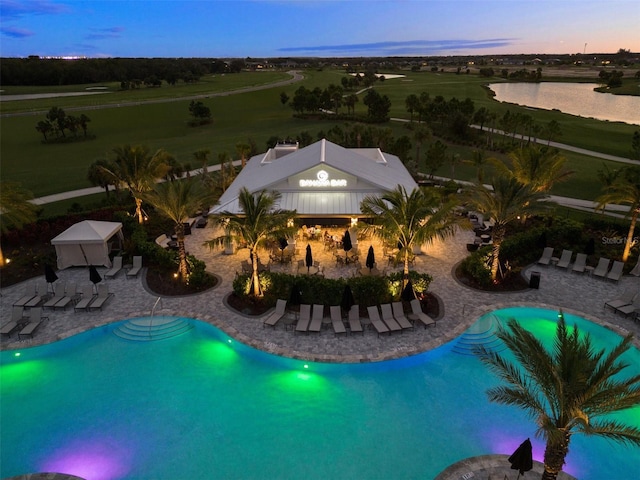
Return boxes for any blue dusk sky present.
[1,0,638,58]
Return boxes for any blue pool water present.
[1,307,639,480]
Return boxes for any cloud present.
[1,25,34,38]
[85,26,124,41]
[0,0,70,19]
[279,39,517,55]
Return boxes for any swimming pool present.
[1,308,639,479]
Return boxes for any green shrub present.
[459,247,492,288]
[386,270,433,298]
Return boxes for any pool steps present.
[114,316,193,341]
[452,314,506,355]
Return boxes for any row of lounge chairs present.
[263,299,436,336]
[537,247,625,282]
[604,289,640,320]
[1,306,48,340]
[104,256,143,279]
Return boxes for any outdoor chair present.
[308,304,324,333]
[88,284,113,311]
[410,299,436,328]
[536,247,554,266]
[294,304,311,334]
[555,249,573,269]
[74,285,96,311]
[104,256,123,279]
[605,290,638,312]
[329,306,346,336]
[12,283,38,308]
[43,282,66,309]
[18,307,48,340]
[592,257,611,279]
[366,306,390,337]
[1,307,26,337]
[348,305,363,335]
[392,302,414,330]
[379,304,403,333]
[54,282,77,310]
[127,256,143,278]
[263,299,287,328]
[606,261,624,282]
[23,282,49,308]
[615,296,640,317]
[571,253,588,274]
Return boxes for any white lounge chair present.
[366,306,390,337]
[308,304,324,333]
[74,285,95,311]
[22,281,48,308]
[571,253,588,274]
[330,306,346,336]
[556,249,573,269]
[18,307,48,340]
[126,256,143,278]
[104,256,123,279]
[348,305,363,335]
[379,303,403,333]
[263,299,287,328]
[12,283,38,308]
[592,257,611,279]
[616,296,640,317]
[537,247,554,266]
[605,290,638,311]
[606,261,624,282]
[88,284,112,311]
[392,302,414,330]
[54,282,77,310]
[410,299,436,328]
[1,307,25,337]
[43,282,66,309]
[295,304,311,334]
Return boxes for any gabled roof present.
[51,220,123,244]
[211,139,418,215]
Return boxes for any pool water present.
[1,308,639,480]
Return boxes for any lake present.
[489,82,640,125]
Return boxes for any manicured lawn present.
[1,68,637,205]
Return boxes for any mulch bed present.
[145,266,217,296]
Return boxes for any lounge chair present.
[126,256,143,278]
[605,289,638,311]
[308,304,324,333]
[410,299,436,328]
[263,299,287,328]
[571,253,588,274]
[556,249,573,269]
[348,305,363,335]
[104,256,123,279]
[43,282,66,309]
[12,283,38,308]
[379,304,403,333]
[88,284,113,311]
[392,302,414,330]
[295,304,311,334]
[54,282,77,310]
[18,307,48,340]
[606,261,624,282]
[329,306,346,336]
[366,306,390,337]
[616,295,640,317]
[537,247,554,266]
[1,307,25,337]
[74,285,96,311]
[592,257,611,279]
[23,282,48,308]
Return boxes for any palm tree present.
[475,315,640,480]
[206,188,296,297]
[464,149,494,184]
[596,166,640,262]
[0,182,39,267]
[143,179,214,281]
[493,146,573,193]
[465,176,552,281]
[100,145,172,223]
[412,125,431,165]
[360,185,462,287]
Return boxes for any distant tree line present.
[0,57,246,86]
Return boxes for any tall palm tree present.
[0,182,39,267]
[143,179,214,281]
[465,176,552,281]
[100,145,172,223]
[493,146,573,193]
[464,149,494,184]
[360,185,462,287]
[206,188,296,297]
[475,315,640,480]
[597,166,640,262]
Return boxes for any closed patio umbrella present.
[342,230,352,261]
[508,438,533,479]
[279,237,288,261]
[89,265,102,293]
[44,264,58,293]
[305,244,313,273]
[366,246,375,271]
[401,280,416,302]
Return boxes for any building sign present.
[299,170,347,188]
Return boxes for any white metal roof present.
[210,138,418,216]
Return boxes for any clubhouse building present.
[210,139,419,226]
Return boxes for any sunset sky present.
[1,0,638,58]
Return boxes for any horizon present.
[1,0,638,59]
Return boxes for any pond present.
[489,82,640,125]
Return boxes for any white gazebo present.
[50,220,124,269]
[210,138,418,224]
